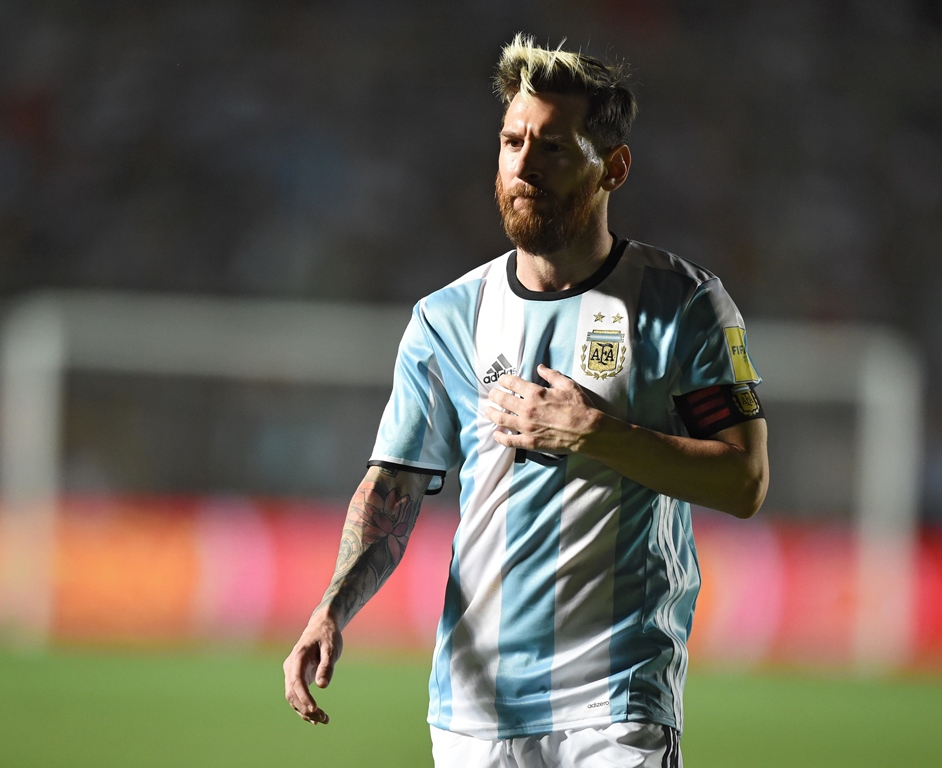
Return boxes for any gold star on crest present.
[611,313,624,324]
[593,312,605,323]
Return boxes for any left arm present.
[487,364,768,519]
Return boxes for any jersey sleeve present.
[368,303,460,494]
[673,277,761,394]
[671,278,764,438]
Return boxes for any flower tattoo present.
[352,485,413,562]
[318,474,423,624]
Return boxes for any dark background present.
[2,0,940,523]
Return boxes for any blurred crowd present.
[1,1,941,523]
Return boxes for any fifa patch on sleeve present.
[674,383,765,439]
[724,327,759,383]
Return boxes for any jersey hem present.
[428,709,679,740]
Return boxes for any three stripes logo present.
[482,354,516,384]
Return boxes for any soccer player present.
[284,33,768,767]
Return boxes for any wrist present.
[312,595,347,631]
[575,410,630,459]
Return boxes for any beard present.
[495,172,600,256]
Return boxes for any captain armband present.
[673,383,765,440]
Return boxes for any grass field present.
[2,646,941,767]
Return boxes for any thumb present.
[314,635,342,689]
[314,653,334,689]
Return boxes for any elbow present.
[730,492,764,520]
[729,464,769,520]
[714,419,769,519]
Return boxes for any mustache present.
[507,183,549,199]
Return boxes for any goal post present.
[0,291,926,665]
[0,291,412,643]
[745,321,925,667]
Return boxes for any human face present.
[496,91,607,255]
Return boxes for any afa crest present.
[581,329,626,379]
[732,385,761,416]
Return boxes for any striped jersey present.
[369,238,761,739]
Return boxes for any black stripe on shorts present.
[661,726,681,768]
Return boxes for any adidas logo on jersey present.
[482,354,516,384]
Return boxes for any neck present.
[515,225,614,292]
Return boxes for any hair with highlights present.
[494,33,638,152]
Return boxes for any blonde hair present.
[494,33,638,149]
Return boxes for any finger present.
[285,670,316,716]
[284,656,314,704]
[536,364,571,386]
[284,649,327,718]
[297,702,329,725]
[495,373,537,395]
[306,702,330,725]
[490,428,521,448]
[314,649,335,689]
[485,403,520,431]
[288,675,330,724]
[487,389,519,412]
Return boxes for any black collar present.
[507,236,628,301]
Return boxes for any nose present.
[515,140,542,182]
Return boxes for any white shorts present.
[430,722,683,768]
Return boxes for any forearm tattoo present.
[317,468,422,626]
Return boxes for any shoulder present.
[417,251,513,320]
[612,239,732,318]
[623,239,718,287]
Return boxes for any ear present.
[600,145,631,191]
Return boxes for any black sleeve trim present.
[366,460,447,495]
[515,450,567,466]
[673,383,765,439]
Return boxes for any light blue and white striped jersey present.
[369,238,761,739]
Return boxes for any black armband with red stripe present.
[673,383,764,439]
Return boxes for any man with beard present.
[284,34,768,767]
